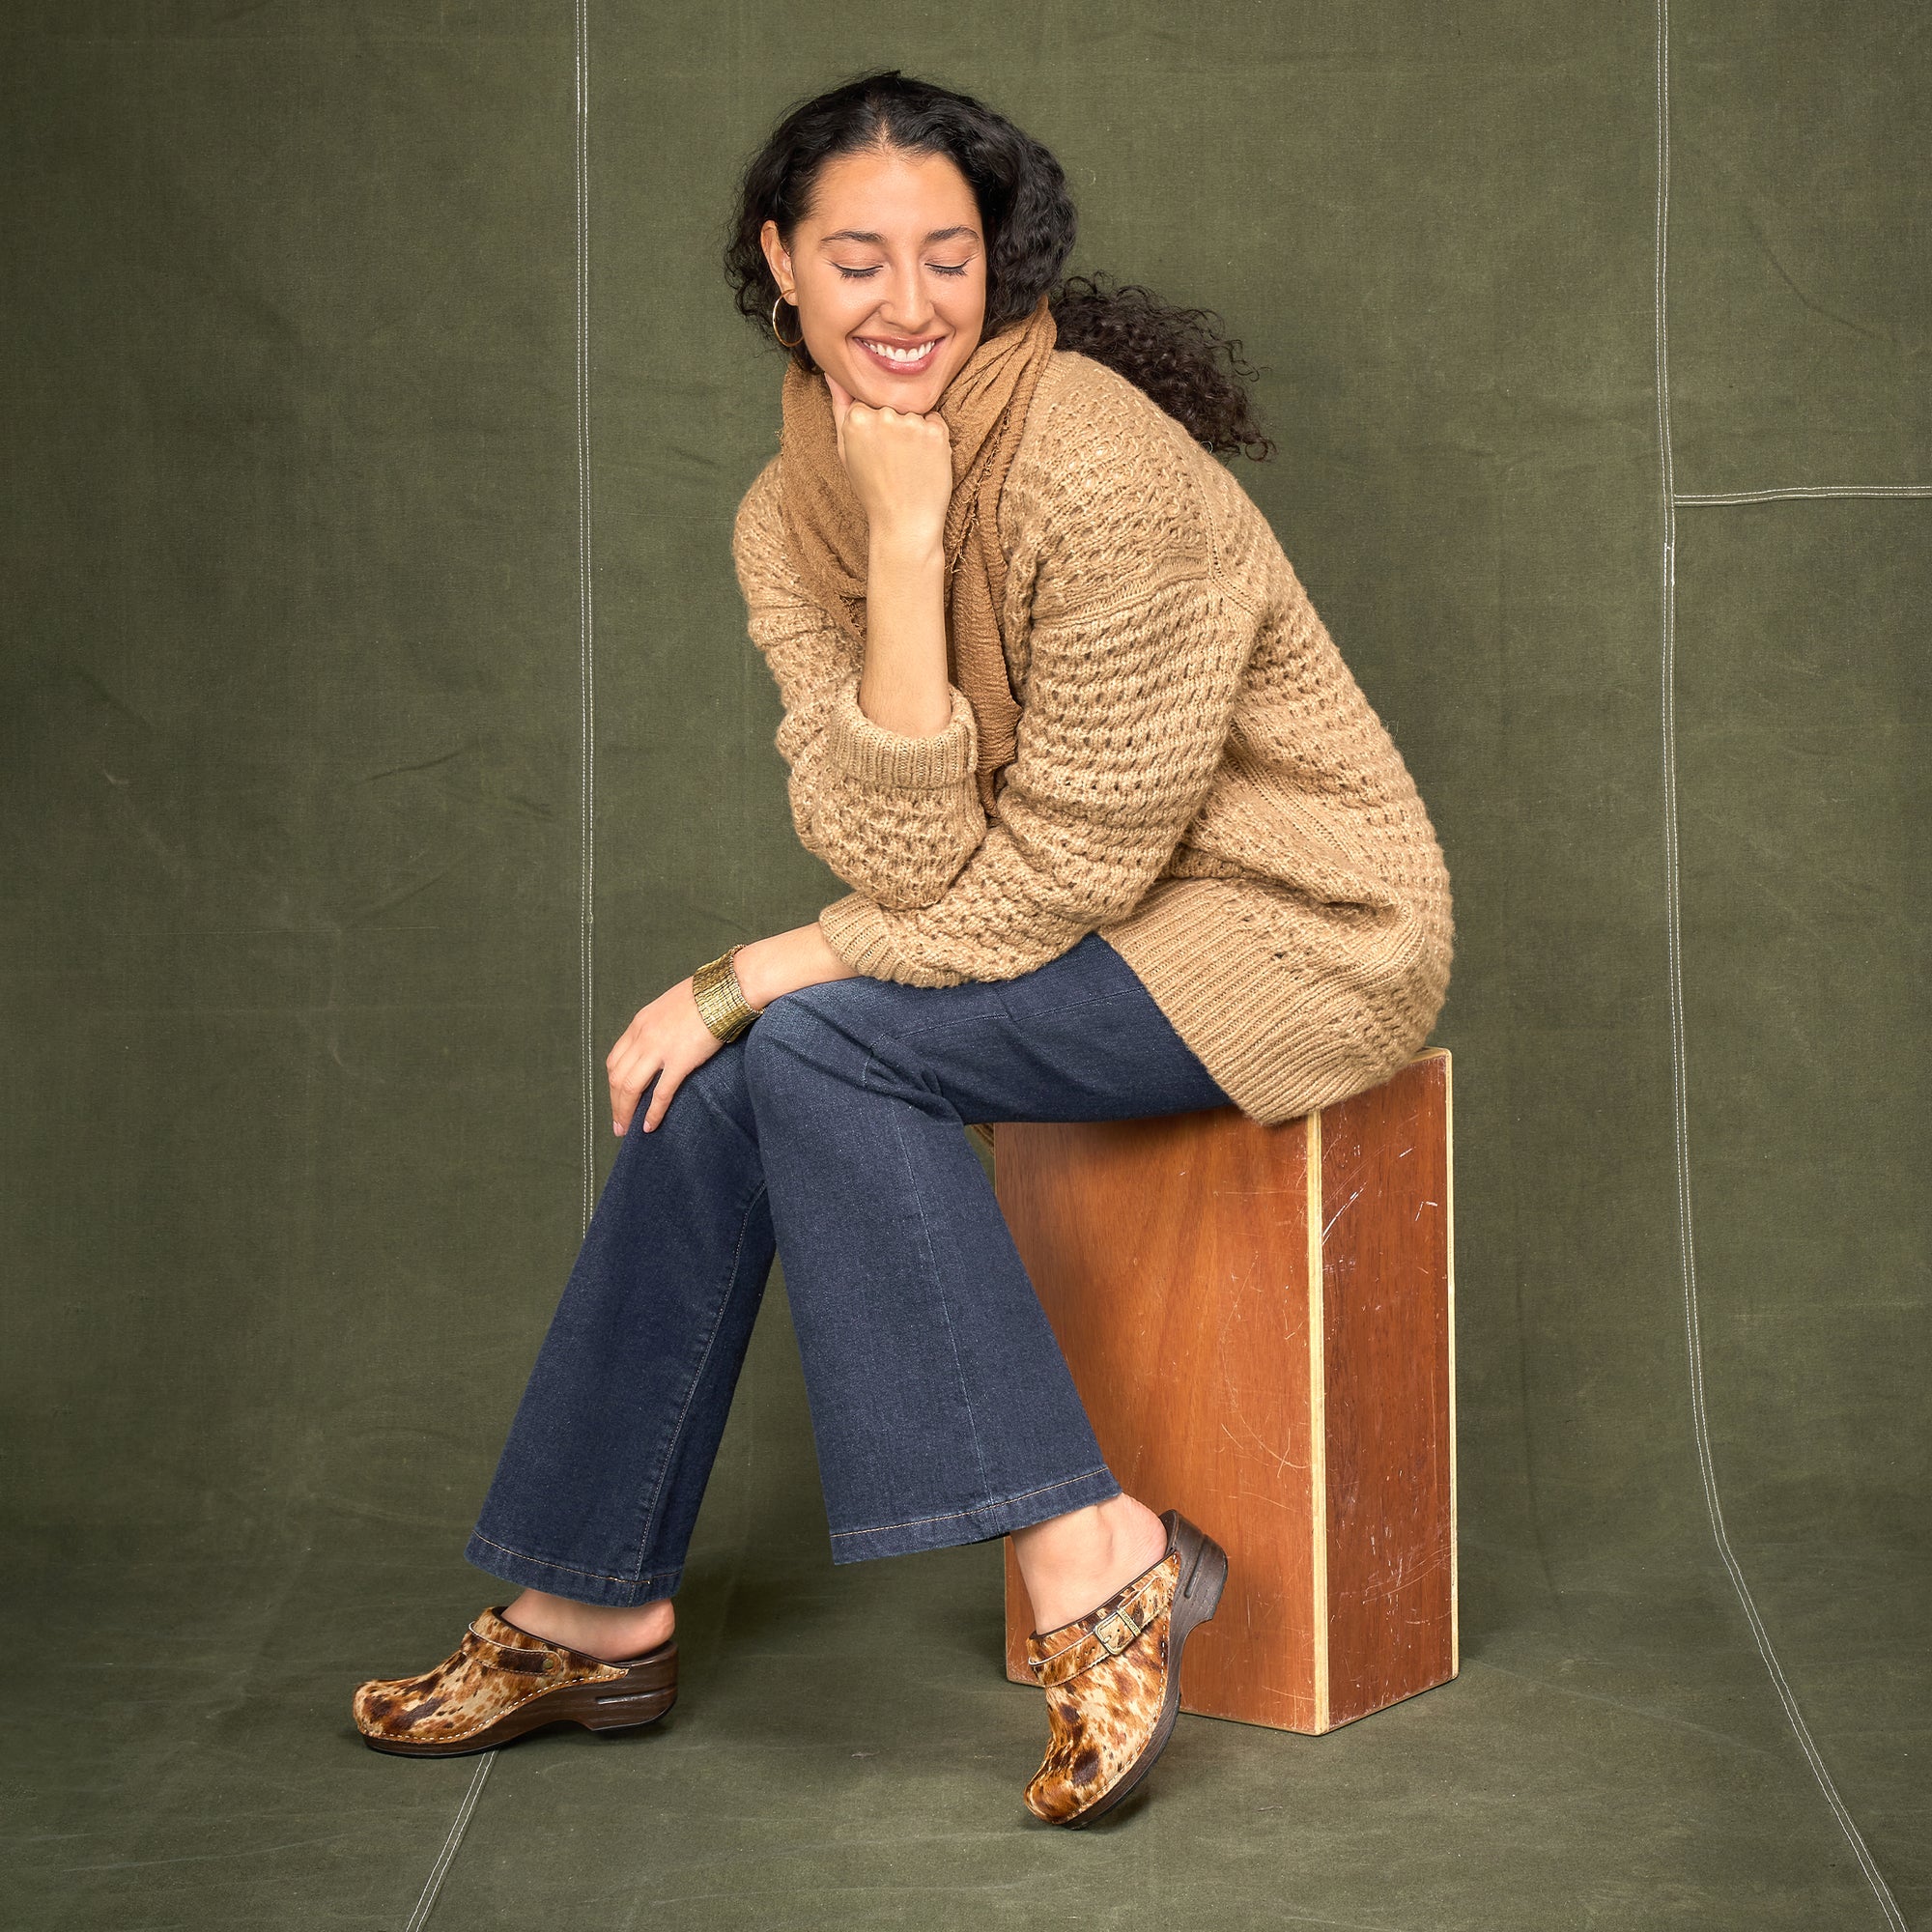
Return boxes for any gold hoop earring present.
[770,294,806,350]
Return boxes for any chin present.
[839,342,955,413]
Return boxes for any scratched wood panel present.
[997,1049,1456,1734]
[1321,1050,1457,1725]
[998,1104,1322,1730]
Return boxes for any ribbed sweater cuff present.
[817,891,905,979]
[823,673,979,790]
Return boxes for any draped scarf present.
[776,294,1059,814]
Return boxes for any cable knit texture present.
[732,349,1454,1125]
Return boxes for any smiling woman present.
[759,148,987,405]
[349,70,1454,1833]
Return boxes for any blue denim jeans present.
[465,930,1233,1607]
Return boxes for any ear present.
[757,219,793,301]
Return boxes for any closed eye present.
[835,263,972,280]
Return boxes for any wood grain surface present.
[998,1050,1455,1734]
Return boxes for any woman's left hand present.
[606,979,724,1135]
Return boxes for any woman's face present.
[760,145,987,414]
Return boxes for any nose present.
[874,256,936,335]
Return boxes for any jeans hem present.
[825,1465,1122,1565]
[464,1531,682,1608]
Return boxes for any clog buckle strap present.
[460,1617,569,1678]
[1026,1564,1173,1690]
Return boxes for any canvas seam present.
[404,8,593,1930]
[576,0,597,1242]
[1653,7,1906,1924]
[1676,484,1931,503]
[402,1749,495,1932]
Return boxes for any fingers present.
[826,380,949,451]
[606,980,726,1136]
[606,1023,656,1136]
[609,1052,701,1136]
[638,1062,685,1134]
[606,1035,702,1135]
[608,1057,656,1137]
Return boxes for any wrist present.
[867,524,945,572]
[730,934,781,1012]
[730,924,858,1012]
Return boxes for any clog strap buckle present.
[1028,1567,1168,1689]
[1091,1599,1146,1657]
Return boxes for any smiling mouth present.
[854,334,941,371]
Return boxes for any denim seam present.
[467,1530,678,1593]
[870,1051,994,1505]
[624,1177,771,1583]
[829,1466,1114,1542]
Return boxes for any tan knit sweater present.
[732,350,1454,1124]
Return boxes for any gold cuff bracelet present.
[692,943,764,1044]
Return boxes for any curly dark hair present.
[724,71,1275,462]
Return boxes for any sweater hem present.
[1097,879,1438,1126]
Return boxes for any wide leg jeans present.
[465,930,1234,1607]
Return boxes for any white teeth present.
[861,338,936,364]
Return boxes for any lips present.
[854,334,941,373]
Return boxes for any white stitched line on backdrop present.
[1677,484,1932,504]
[575,0,597,1238]
[1653,4,1908,1925]
[403,1751,497,1932]
[400,11,594,1930]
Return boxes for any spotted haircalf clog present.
[1022,1510,1228,1826]
[352,1605,676,1757]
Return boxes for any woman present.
[352,71,1453,1829]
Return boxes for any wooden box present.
[994,1048,1456,1733]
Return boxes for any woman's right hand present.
[606,977,725,1136]
[826,371,952,549]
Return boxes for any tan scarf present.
[777,294,1058,814]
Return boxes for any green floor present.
[13,1279,1926,1929]
[4,0,1925,1923]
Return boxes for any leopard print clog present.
[1021,1509,1228,1826]
[352,1605,676,1757]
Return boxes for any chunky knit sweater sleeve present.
[732,457,990,912]
[809,374,1251,985]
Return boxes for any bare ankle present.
[502,1588,675,1662]
[1013,1492,1169,1633]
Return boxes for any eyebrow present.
[817,225,980,247]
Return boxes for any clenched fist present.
[827,371,953,547]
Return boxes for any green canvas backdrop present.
[1,2,1924,1925]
